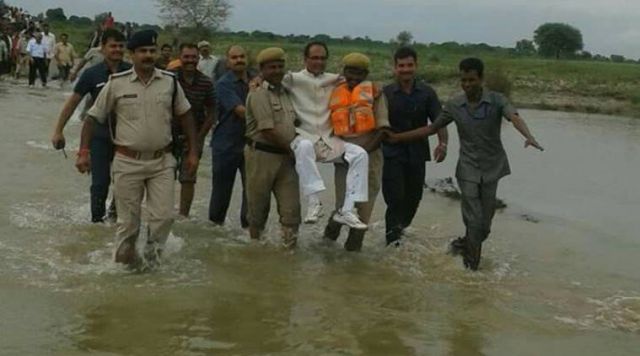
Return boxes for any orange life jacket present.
[329,81,376,136]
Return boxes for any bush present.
[485,65,513,98]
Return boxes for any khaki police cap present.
[342,52,370,71]
[256,47,286,66]
[198,40,211,49]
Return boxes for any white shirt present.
[197,55,219,81]
[283,69,343,160]
[41,32,56,57]
[26,39,48,58]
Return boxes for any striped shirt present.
[174,69,215,127]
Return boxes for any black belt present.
[246,138,289,155]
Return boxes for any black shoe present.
[462,241,482,271]
[344,230,364,252]
[448,236,467,256]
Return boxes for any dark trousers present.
[382,157,426,244]
[209,151,248,227]
[458,179,498,244]
[28,57,47,85]
[90,125,114,222]
[57,64,71,81]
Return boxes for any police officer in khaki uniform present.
[323,53,390,251]
[244,47,301,248]
[75,30,199,267]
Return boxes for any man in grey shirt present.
[386,57,543,270]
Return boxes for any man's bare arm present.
[509,113,544,151]
[51,93,83,149]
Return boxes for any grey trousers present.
[457,178,499,244]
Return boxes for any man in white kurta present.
[282,42,369,230]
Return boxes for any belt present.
[246,138,289,155]
[115,145,172,160]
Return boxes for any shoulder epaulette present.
[110,69,133,79]
[160,70,175,77]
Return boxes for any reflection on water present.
[1,81,640,355]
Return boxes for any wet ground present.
[1,80,639,355]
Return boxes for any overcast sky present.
[10,0,640,58]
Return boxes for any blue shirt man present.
[51,29,130,222]
[208,45,251,228]
[381,47,448,246]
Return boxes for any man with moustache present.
[172,43,216,217]
[283,42,370,230]
[244,47,301,247]
[75,30,199,268]
[208,45,250,228]
[51,29,130,223]
[322,53,390,251]
[382,47,449,247]
[387,57,543,270]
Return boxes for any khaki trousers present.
[111,153,177,254]
[324,148,383,250]
[244,146,301,231]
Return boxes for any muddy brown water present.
[1,80,639,355]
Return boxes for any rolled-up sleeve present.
[430,101,455,130]
[499,94,518,121]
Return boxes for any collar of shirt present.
[129,68,164,83]
[455,88,492,108]
[390,79,425,94]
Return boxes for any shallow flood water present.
[1,81,639,355]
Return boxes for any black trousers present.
[382,157,426,244]
[28,57,47,85]
[209,151,248,228]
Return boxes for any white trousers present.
[290,136,368,211]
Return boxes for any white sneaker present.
[304,202,324,224]
[333,209,367,230]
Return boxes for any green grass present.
[51,21,640,117]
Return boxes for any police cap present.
[342,52,370,71]
[256,47,286,66]
[127,30,159,50]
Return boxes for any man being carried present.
[245,47,301,247]
[323,53,390,251]
[283,42,369,230]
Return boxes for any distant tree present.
[577,51,592,60]
[593,54,608,62]
[312,34,332,42]
[45,8,66,22]
[534,23,583,59]
[610,54,625,63]
[94,12,108,24]
[515,39,536,55]
[68,15,92,26]
[156,0,231,30]
[396,30,413,47]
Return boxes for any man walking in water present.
[387,57,543,270]
[51,29,130,223]
[75,30,199,268]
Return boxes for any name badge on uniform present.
[122,94,138,99]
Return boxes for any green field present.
[54,21,640,118]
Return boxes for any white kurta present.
[283,69,345,161]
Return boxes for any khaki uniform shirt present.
[245,81,297,145]
[432,89,517,183]
[88,68,192,152]
[54,42,76,66]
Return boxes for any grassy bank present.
[53,21,640,118]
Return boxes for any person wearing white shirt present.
[26,32,48,87]
[41,23,55,78]
[282,41,369,230]
[196,40,219,81]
